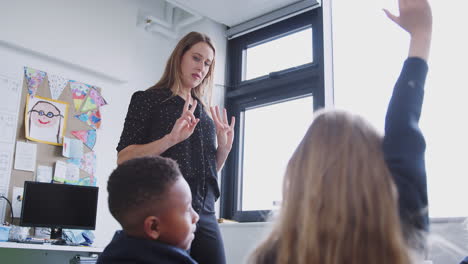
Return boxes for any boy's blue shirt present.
[97,231,197,264]
[460,256,468,264]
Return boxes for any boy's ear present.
[143,216,161,240]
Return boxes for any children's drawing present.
[48,74,69,100]
[80,87,107,112]
[81,151,96,176]
[71,129,96,150]
[78,176,96,186]
[24,67,47,97]
[69,81,91,111]
[25,96,69,146]
[75,110,101,129]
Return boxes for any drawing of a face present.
[30,101,62,128]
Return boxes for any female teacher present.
[116,31,234,264]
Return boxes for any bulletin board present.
[4,67,107,223]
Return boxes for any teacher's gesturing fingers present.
[168,94,200,144]
[210,105,235,153]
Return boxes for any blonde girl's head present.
[249,109,413,264]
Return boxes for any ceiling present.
[166,0,304,27]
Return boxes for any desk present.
[0,241,103,263]
[0,241,103,252]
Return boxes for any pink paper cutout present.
[71,129,96,150]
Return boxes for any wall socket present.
[12,187,24,219]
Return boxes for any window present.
[243,28,313,81]
[221,9,325,222]
[242,96,313,211]
[331,1,468,218]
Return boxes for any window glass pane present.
[332,0,468,217]
[244,28,313,81]
[241,96,313,211]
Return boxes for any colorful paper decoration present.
[69,81,91,111]
[81,151,96,176]
[48,74,69,100]
[67,152,96,186]
[71,129,96,150]
[24,67,47,97]
[80,87,107,112]
[67,158,81,167]
[78,176,96,186]
[74,110,101,129]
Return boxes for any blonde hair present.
[149,31,216,107]
[249,109,413,264]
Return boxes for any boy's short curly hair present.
[107,156,181,226]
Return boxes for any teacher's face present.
[180,42,214,90]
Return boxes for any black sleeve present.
[116,91,153,153]
[383,57,429,231]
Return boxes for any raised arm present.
[383,0,432,232]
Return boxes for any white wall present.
[0,0,227,253]
[0,0,136,82]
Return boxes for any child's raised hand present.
[384,0,432,60]
[383,0,432,37]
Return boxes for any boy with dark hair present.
[97,156,199,264]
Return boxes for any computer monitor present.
[20,181,99,238]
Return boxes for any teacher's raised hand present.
[168,94,200,144]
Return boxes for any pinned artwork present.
[13,67,109,189]
[66,151,96,186]
[53,160,67,182]
[69,81,90,111]
[36,165,53,183]
[24,67,47,97]
[65,163,80,184]
[80,151,96,176]
[48,74,69,100]
[80,87,107,112]
[78,176,96,186]
[74,110,101,129]
[71,129,96,150]
[25,96,69,146]
[62,137,84,158]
